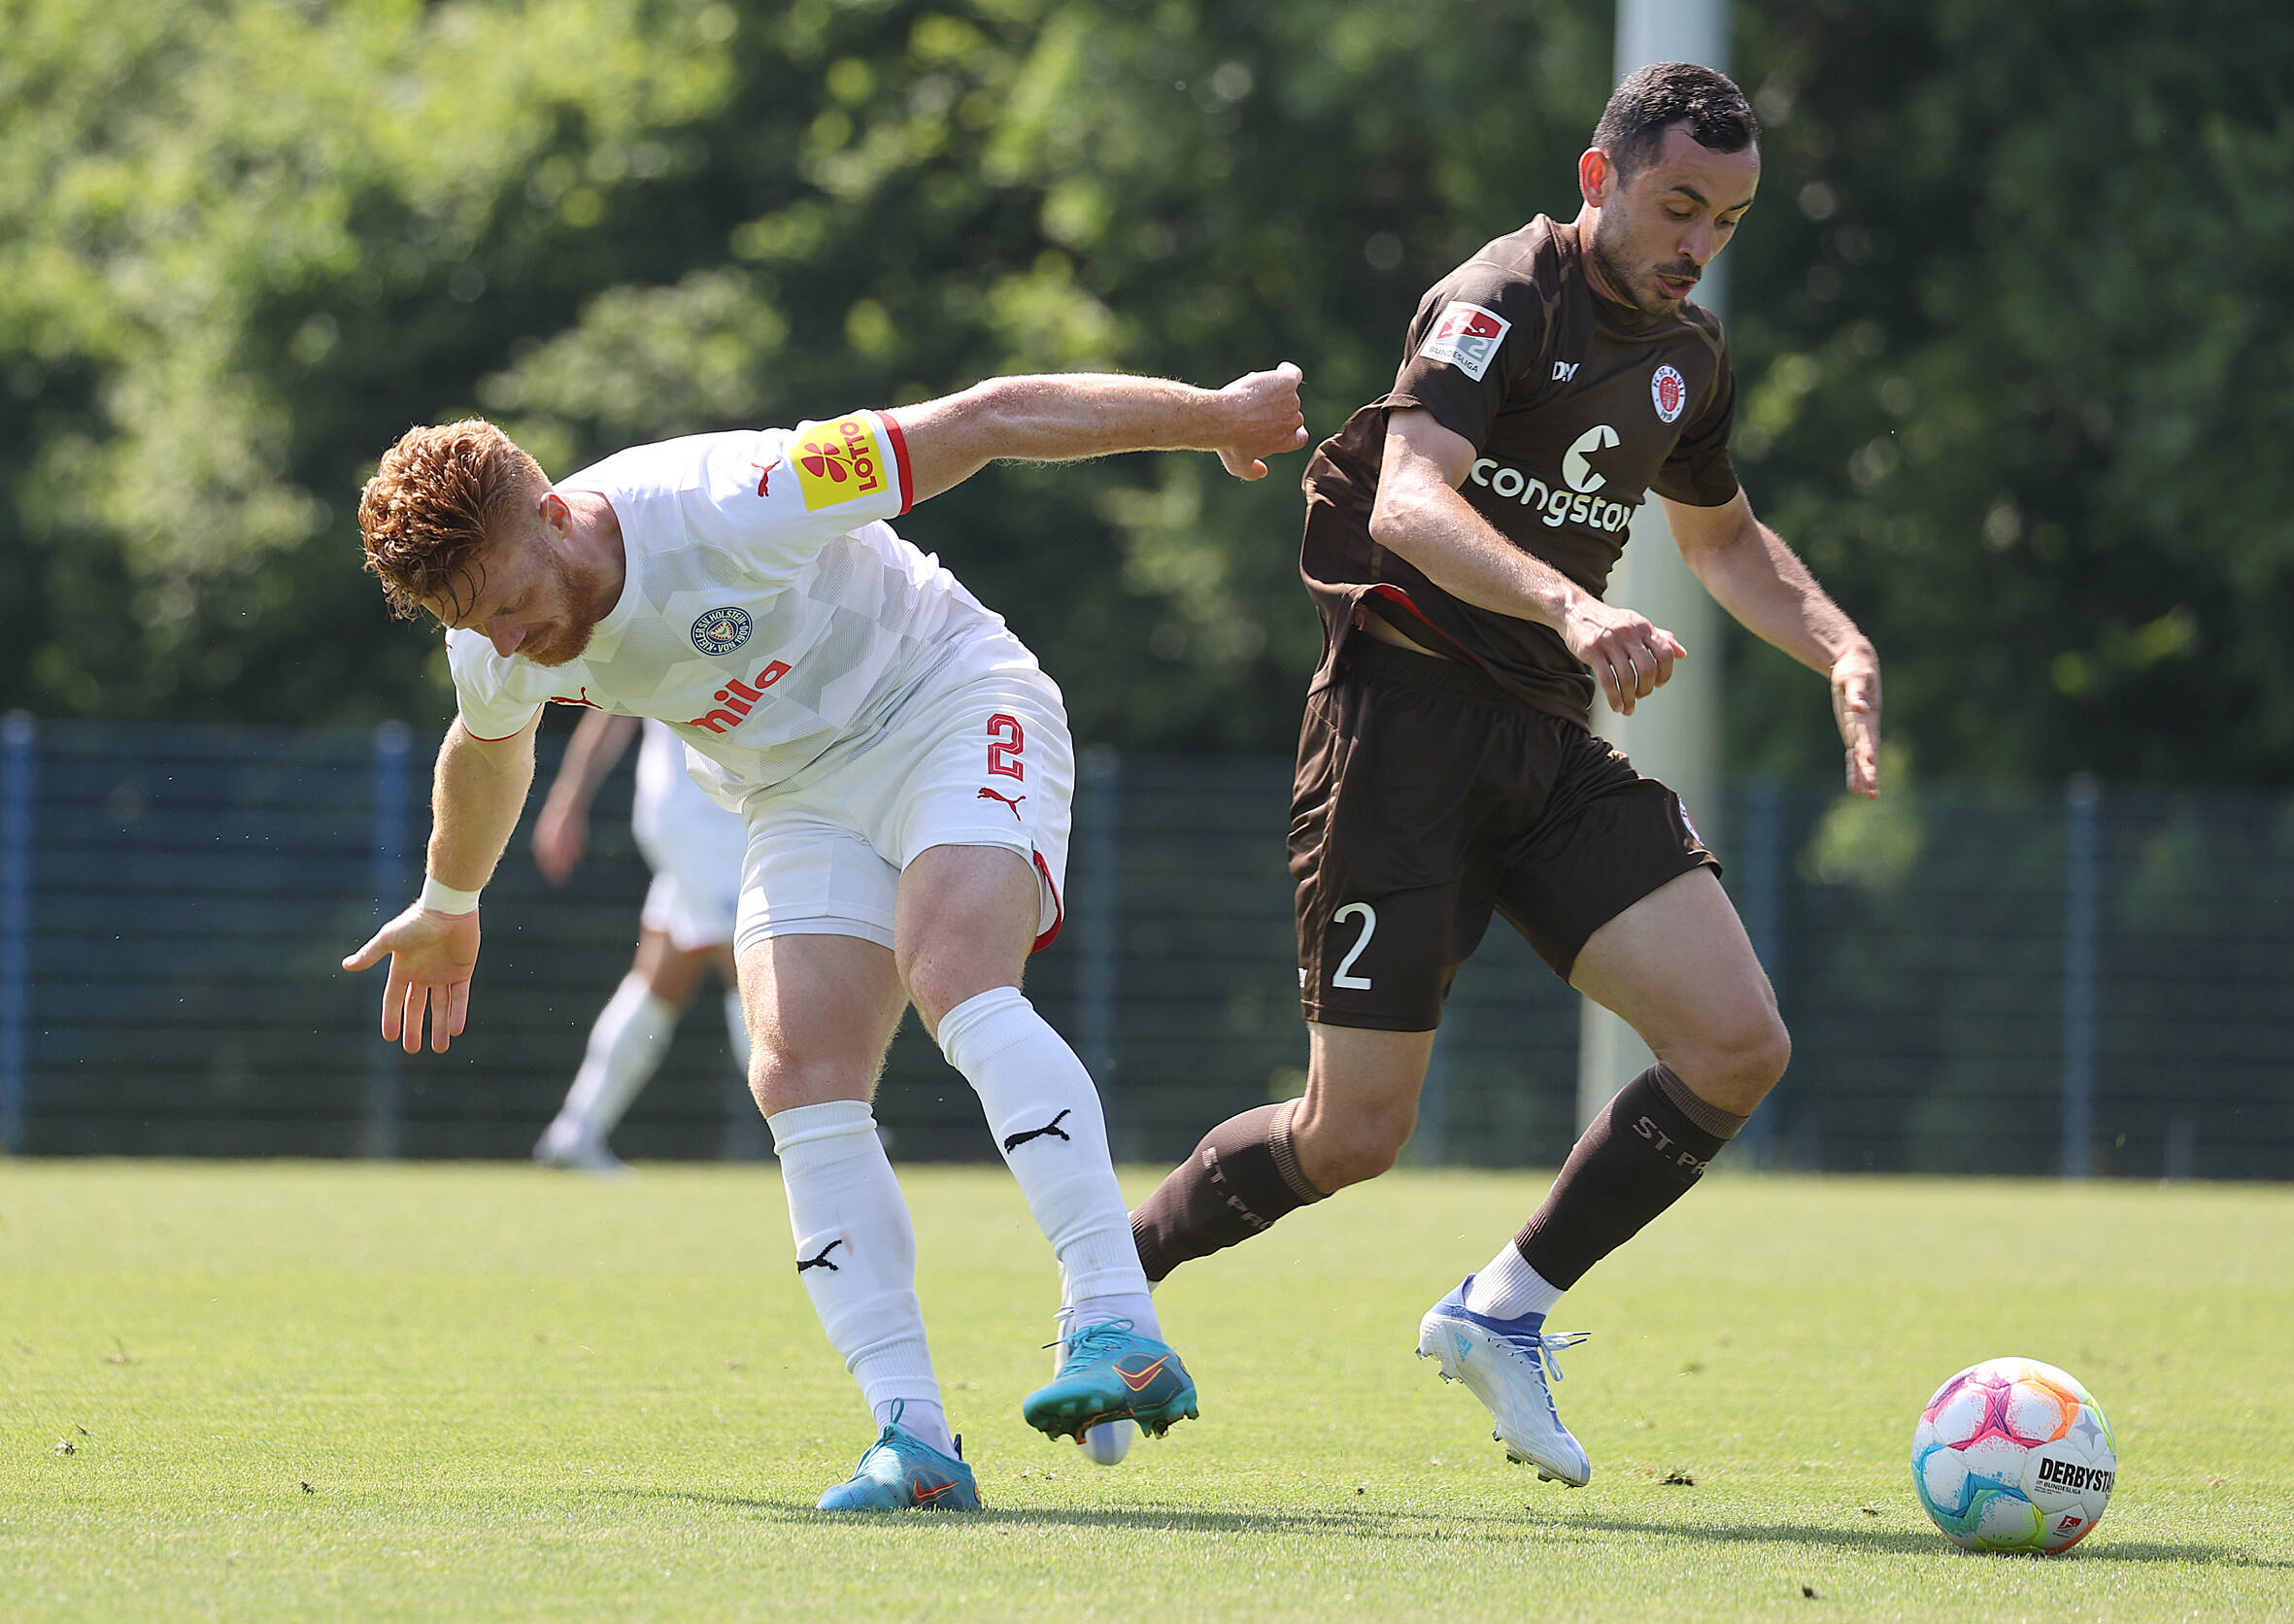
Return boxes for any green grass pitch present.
[4,1161,2288,1621]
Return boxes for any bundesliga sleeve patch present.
[789,412,896,512]
[1417,301,1511,382]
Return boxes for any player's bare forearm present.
[894,365,1305,501]
[1368,459,1579,630]
[1670,493,1881,796]
[428,715,540,891]
[340,713,532,1054]
[1372,411,1683,715]
[1673,499,1865,673]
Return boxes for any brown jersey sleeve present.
[1379,259,1553,455]
[1650,326,1740,507]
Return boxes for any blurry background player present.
[344,362,1306,1510]
[1129,64,1881,1487]
[528,711,752,1173]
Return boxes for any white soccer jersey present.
[447,411,1010,806]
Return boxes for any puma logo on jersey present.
[977,786,1026,819]
[1002,1109,1072,1152]
[752,460,776,496]
[796,1239,844,1273]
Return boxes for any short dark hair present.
[1592,62,1759,183]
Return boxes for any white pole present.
[1577,0,1730,1131]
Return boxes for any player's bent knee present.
[1671,1013,1790,1112]
[750,1053,875,1118]
[900,961,1021,1038]
[1295,1105,1413,1190]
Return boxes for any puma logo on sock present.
[795,1239,844,1272]
[1002,1108,1072,1152]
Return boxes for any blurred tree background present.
[2,0,2288,782]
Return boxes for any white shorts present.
[632,720,747,951]
[731,633,1074,958]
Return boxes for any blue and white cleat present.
[1053,1309,1135,1466]
[815,1411,981,1512]
[1024,1318,1198,1443]
[1416,1275,1593,1486]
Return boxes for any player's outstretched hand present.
[1212,361,1308,481]
[340,904,481,1054]
[1833,639,1882,798]
[1560,598,1687,717]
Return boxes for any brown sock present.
[1130,1100,1327,1283]
[1514,1063,1745,1289]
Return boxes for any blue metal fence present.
[1,713,2287,1177]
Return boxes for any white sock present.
[1462,1241,1566,1322]
[767,1100,946,1452]
[722,989,752,1078]
[936,987,1147,1304]
[1068,1291,1161,1341]
[550,973,676,1148]
[872,1397,952,1454]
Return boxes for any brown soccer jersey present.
[1301,215,1739,725]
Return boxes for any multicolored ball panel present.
[1910,1357,2116,1554]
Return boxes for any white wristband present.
[418,876,482,915]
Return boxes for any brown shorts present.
[1291,635,1717,1031]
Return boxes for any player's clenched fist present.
[1213,361,1308,481]
[341,904,481,1055]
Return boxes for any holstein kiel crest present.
[1651,364,1688,423]
[691,606,754,656]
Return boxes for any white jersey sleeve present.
[445,633,545,741]
[628,410,915,584]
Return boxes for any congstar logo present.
[1467,423,1633,533]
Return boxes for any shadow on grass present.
[1527,1512,2289,1568]
[601,1489,2287,1568]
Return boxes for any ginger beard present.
[516,542,607,668]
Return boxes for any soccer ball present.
[1910,1357,2116,1554]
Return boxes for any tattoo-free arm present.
[340,712,542,1052]
[1664,491,1881,797]
[1367,408,1687,716]
[892,365,1306,504]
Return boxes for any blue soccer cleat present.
[1023,1318,1198,1443]
[1416,1275,1593,1486]
[1051,1308,1136,1465]
[815,1409,982,1512]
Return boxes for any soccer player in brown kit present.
[1128,62,1882,1485]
